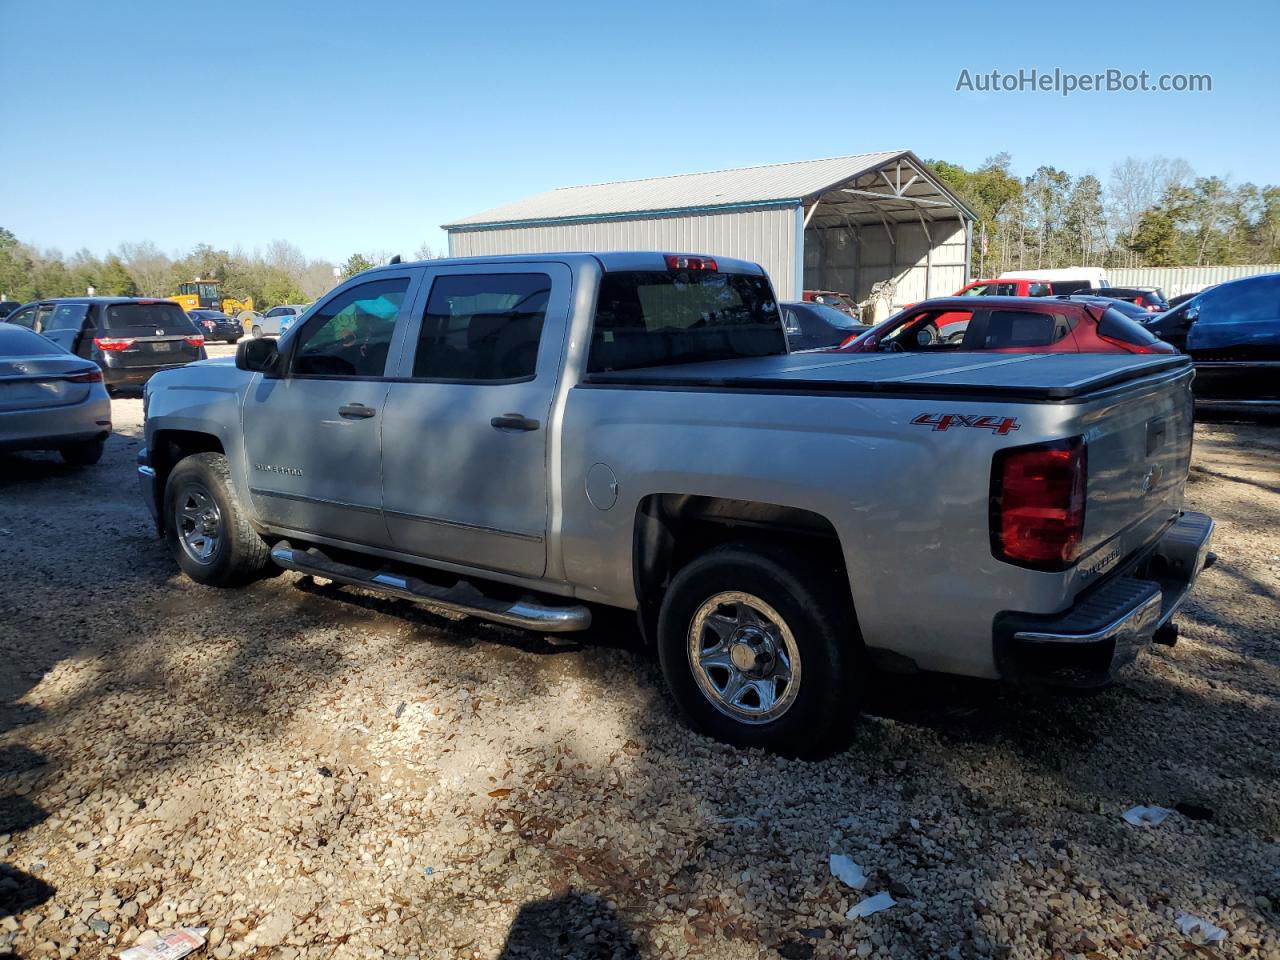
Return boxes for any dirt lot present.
[1,398,1277,960]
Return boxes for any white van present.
[998,267,1109,293]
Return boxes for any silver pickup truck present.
[138,252,1214,755]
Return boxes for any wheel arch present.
[632,494,855,641]
[151,429,226,533]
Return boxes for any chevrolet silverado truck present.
[137,252,1214,756]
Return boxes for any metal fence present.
[1108,264,1280,297]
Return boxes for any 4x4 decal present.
[910,413,1021,435]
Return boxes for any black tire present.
[657,543,863,758]
[163,452,272,587]
[106,385,119,398]
[60,437,105,466]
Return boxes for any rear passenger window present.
[292,278,408,378]
[43,303,89,331]
[411,273,549,381]
[979,310,1073,348]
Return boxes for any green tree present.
[1127,207,1179,265]
[341,253,374,279]
[100,256,138,296]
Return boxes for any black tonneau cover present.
[583,352,1191,402]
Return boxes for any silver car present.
[0,324,112,465]
[250,304,309,338]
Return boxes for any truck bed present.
[585,352,1191,402]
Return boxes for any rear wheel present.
[60,437,105,466]
[657,543,863,757]
[164,452,272,586]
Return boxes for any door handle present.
[338,403,376,420]
[490,413,540,432]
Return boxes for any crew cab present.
[138,253,1213,756]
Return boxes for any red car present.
[837,296,1177,355]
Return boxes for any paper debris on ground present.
[119,927,208,960]
[829,854,867,890]
[846,892,897,918]
[1175,912,1228,944]
[1122,805,1173,826]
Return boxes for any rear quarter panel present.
[559,368,1194,680]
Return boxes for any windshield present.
[588,270,784,372]
[105,302,195,331]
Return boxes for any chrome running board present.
[269,541,591,633]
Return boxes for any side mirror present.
[236,336,280,374]
[1185,303,1200,321]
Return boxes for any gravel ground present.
[1,397,1278,960]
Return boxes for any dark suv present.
[4,298,207,393]
[1095,286,1169,313]
[187,309,243,344]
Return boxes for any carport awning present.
[800,154,974,232]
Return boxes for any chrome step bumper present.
[996,511,1215,687]
[269,542,592,633]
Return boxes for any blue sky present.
[2,0,1276,262]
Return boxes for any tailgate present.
[1074,365,1195,575]
[102,301,203,367]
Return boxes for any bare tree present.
[414,242,448,260]
[116,240,173,296]
[1107,156,1193,265]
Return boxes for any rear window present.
[1051,280,1092,296]
[0,325,66,356]
[803,303,862,330]
[1098,307,1163,346]
[588,270,784,373]
[105,302,195,331]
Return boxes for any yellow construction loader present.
[167,279,254,317]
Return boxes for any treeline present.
[0,230,445,309]
[928,154,1280,275]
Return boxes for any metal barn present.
[443,151,976,308]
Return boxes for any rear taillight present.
[94,337,135,351]
[185,335,205,347]
[990,438,1087,570]
[665,254,717,272]
[65,369,104,383]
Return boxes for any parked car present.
[839,296,1177,355]
[1090,286,1169,313]
[1144,272,1280,405]
[952,278,1056,297]
[781,300,870,351]
[1060,295,1159,320]
[277,306,311,337]
[0,323,112,464]
[4,298,206,394]
[250,304,308,338]
[139,251,1212,756]
[0,301,21,320]
[802,290,860,319]
[188,309,243,344]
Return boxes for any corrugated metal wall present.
[805,219,968,309]
[448,206,802,299]
[1108,264,1280,297]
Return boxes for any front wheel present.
[657,543,863,757]
[163,452,272,586]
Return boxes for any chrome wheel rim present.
[175,483,222,565]
[687,591,801,724]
